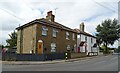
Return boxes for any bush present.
[118,46,120,53]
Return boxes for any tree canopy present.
[6,31,17,49]
[96,19,120,53]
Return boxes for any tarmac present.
[2,54,106,65]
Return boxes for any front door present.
[37,42,43,54]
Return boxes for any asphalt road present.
[2,55,119,71]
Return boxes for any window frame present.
[52,28,58,37]
[51,43,56,52]
[42,26,48,36]
[67,45,70,51]
[72,33,75,40]
[85,36,87,42]
[66,32,69,40]
[91,38,93,43]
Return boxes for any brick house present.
[16,11,77,55]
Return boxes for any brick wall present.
[36,23,77,54]
[17,24,37,54]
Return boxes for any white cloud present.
[0,0,119,47]
[108,40,118,48]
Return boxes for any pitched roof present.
[16,18,76,33]
[74,29,96,38]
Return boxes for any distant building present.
[74,22,99,55]
[16,11,77,54]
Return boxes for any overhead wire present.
[93,0,117,14]
[0,7,24,21]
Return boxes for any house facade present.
[16,11,77,55]
[74,23,99,56]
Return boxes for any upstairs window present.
[91,38,93,43]
[85,36,87,42]
[66,32,69,40]
[53,28,58,37]
[42,26,48,36]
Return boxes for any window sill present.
[53,36,56,38]
[66,38,69,40]
[42,35,47,36]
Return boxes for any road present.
[2,55,118,71]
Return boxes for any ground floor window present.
[78,41,87,53]
[67,45,70,51]
[51,43,56,52]
[73,44,77,52]
[80,47,86,52]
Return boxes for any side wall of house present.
[92,38,98,53]
[17,30,21,53]
[22,24,37,54]
[17,24,37,54]
[87,36,91,54]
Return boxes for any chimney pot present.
[46,11,55,22]
[80,22,85,32]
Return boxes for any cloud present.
[0,0,119,47]
[0,30,13,45]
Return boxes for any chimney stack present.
[80,22,85,32]
[46,11,55,22]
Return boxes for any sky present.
[0,0,119,48]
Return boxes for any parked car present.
[112,53,120,55]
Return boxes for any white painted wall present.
[77,34,99,55]
[81,34,85,41]
[87,36,91,54]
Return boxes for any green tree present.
[118,46,120,53]
[96,19,120,54]
[0,44,4,52]
[96,34,102,51]
[0,44,4,48]
[6,31,17,49]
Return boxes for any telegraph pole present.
[54,8,58,16]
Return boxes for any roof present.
[16,18,77,33]
[74,29,96,38]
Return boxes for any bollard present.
[65,52,68,60]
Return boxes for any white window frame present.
[53,28,58,37]
[67,45,70,50]
[51,43,56,52]
[66,32,69,40]
[74,44,77,52]
[91,38,93,43]
[85,36,87,42]
[42,26,48,36]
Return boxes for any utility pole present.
[39,8,45,18]
[54,8,58,15]
[118,1,120,47]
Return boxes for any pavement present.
[2,54,118,71]
[2,54,105,65]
